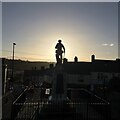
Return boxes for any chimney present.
[91,55,95,62]
[63,58,68,64]
[74,56,78,62]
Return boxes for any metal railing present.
[10,98,111,120]
[13,101,39,120]
[8,87,111,120]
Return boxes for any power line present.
[2,55,54,61]
[1,49,55,62]
[2,55,55,62]
[1,49,44,56]
[15,56,54,61]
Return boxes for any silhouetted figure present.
[55,40,65,64]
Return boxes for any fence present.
[11,89,27,119]
[12,101,39,120]
[9,87,111,120]
[11,99,111,120]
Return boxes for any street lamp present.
[12,43,16,60]
[10,42,16,89]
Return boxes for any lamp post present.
[11,42,16,90]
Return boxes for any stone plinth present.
[51,64,67,103]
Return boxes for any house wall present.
[24,75,44,86]
[91,72,120,85]
[67,74,91,85]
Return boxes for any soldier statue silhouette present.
[55,40,65,64]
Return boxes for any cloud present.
[102,43,114,47]
[110,43,114,47]
[102,43,108,46]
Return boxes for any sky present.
[2,2,118,62]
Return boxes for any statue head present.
[58,40,62,43]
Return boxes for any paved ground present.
[2,92,14,119]
[0,97,2,120]
[15,88,42,119]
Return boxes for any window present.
[78,79,84,82]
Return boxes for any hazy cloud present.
[102,43,108,46]
[102,43,114,47]
[110,43,114,46]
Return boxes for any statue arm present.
[55,44,58,49]
[63,45,65,53]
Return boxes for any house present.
[23,55,120,98]
[90,55,120,92]
[23,64,54,87]
[62,55,120,91]
[63,61,92,89]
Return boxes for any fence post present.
[37,100,39,119]
[11,103,15,120]
[86,102,88,120]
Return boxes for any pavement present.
[2,91,14,119]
